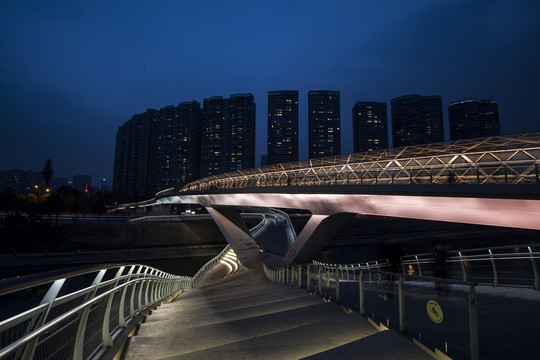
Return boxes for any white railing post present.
[459,252,467,281]
[398,276,405,333]
[307,264,311,291]
[130,266,143,317]
[150,272,157,304]
[144,270,153,306]
[20,279,66,360]
[318,266,322,294]
[335,267,340,303]
[73,269,107,360]
[102,267,125,348]
[119,265,136,328]
[469,285,479,360]
[489,249,498,287]
[138,268,150,311]
[529,247,539,290]
[359,271,365,315]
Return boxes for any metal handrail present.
[191,245,232,286]
[264,262,480,360]
[0,276,155,359]
[314,244,540,290]
[0,245,235,360]
[182,153,540,192]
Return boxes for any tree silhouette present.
[41,158,54,188]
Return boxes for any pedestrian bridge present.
[124,133,540,268]
[2,243,540,360]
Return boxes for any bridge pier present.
[283,213,351,264]
[206,206,260,267]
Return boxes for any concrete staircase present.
[121,260,431,360]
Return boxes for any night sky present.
[1,0,540,185]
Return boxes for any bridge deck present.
[121,260,431,360]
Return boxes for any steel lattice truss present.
[182,133,540,192]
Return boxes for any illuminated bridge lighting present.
[179,133,540,192]
[220,249,239,276]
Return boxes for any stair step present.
[155,311,378,360]
[124,302,348,359]
[144,294,323,328]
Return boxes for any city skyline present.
[0,88,522,187]
[114,90,504,198]
[1,1,539,183]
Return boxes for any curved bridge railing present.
[313,244,540,290]
[0,246,232,360]
[264,262,480,360]
[182,133,540,192]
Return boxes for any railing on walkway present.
[191,245,231,286]
[264,262,479,360]
[182,133,540,191]
[0,245,232,360]
[313,244,540,290]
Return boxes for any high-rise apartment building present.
[152,105,176,192]
[200,96,227,178]
[200,94,256,177]
[226,94,256,172]
[114,93,256,199]
[308,90,341,159]
[113,102,201,200]
[448,97,500,141]
[352,101,388,152]
[267,90,299,165]
[175,101,202,183]
[391,94,444,147]
[151,102,202,193]
[113,109,157,198]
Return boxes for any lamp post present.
[34,185,40,203]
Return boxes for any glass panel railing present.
[404,281,472,359]
[363,274,400,330]
[266,264,479,360]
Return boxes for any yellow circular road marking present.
[426,300,443,324]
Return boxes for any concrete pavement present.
[121,259,432,360]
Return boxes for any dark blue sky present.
[1,0,540,185]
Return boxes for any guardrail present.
[264,262,479,360]
[313,244,540,290]
[184,159,540,191]
[0,245,232,360]
[191,245,231,286]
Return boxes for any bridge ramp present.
[122,261,431,360]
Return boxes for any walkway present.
[122,260,431,360]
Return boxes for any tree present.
[42,158,54,188]
[91,197,107,220]
[0,188,17,211]
[43,193,64,224]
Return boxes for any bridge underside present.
[153,186,540,267]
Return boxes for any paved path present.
[122,259,431,360]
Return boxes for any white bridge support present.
[205,206,350,268]
[283,213,351,264]
[206,206,260,267]
[154,188,540,267]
